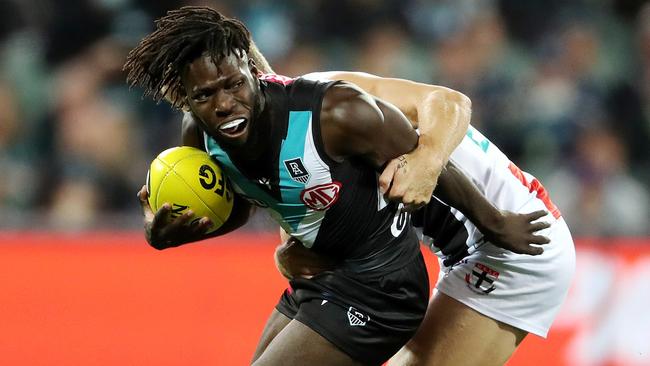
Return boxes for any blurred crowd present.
[1,0,649,236]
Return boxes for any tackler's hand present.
[137,185,213,250]
[481,210,552,255]
[379,149,444,212]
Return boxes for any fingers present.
[379,159,398,194]
[529,221,551,232]
[147,203,171,244]
[138,185,155,220]
[148,209,212,250]
[525,210,548,221]
[382,157,410,200]
[137,184,148,202]
[165,210,206,236]
[512,234,549,256]
[529,234,551,245]
[520,245,544,256]
[152,203,171,226]
[402,202,425,213]
[191,216,213,234]
[399,187,432,212]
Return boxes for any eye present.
[192,92,208,103]
[231,79,245,89]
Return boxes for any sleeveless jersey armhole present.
[310,80,344,169]
[287,78,342,169]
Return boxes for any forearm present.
[203,194,253,238]
[434,161,553,255]
[433,161,501,233]
[415,90,471,168]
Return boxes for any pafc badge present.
[284,158,310,184]
[465,263,500,294]
[347,307,370,327]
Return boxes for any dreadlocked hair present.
[123,6,252,109]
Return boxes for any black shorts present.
[275,251,429,366]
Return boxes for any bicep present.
[321,84,418,169]
[368,98,419,167]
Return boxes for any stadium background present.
[1,0,649,365]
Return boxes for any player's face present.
[182,52,262,149]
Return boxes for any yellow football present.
[147,146,234,233]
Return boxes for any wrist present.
[413,142,445,168]
[475,208,505,235]
[416,132,447,159]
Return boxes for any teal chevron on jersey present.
[204,110,327,239]
[204,138,273,204]
[280,111,311,197]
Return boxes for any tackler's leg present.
[390,292,526,366]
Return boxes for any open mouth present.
[218,118,248,137]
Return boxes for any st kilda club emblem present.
[465,263,500,294]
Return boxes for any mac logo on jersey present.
[300,182,342,210]
[284,158,311,184]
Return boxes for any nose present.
[214,91,235,118]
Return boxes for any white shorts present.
[433,217,576,337]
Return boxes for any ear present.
[248,58,261,77]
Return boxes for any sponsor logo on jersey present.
[300,182,342,210]
[284,158,311,184]
[347,307,370,326]
[465,262,499,294]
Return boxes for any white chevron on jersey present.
[289,118,335,247]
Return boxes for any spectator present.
[546,125,650,236]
